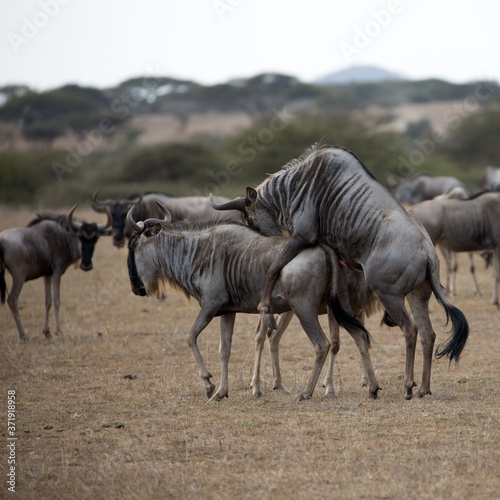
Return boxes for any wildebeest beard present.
[127,236,146,296]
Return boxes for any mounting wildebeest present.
[393,173,465,205]
[126,203,378,401]
[92,189,243,248]
[0,206,112,341]
[210,144,469,400]
[410,191,500,305]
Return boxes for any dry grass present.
[0,207,499,500]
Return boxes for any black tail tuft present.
[435,305,469,363]
[329,294,372,347]
[0,244,6,305]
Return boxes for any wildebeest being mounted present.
[92,189,244,248]
[210,144,469,399]
[0,206,112,341]
[393,173,465,205]
[126,203,377,401]
[410,191,500,305]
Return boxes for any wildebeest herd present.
[4,143,500,401]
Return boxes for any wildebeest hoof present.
[293,392,311,403]
[370,387,381,399]
[20,334,29,342]
[418,389,432,398]
[208,392,228,402]
[43,329,51,339]
[252,391,263,398]
[273,384,290,395]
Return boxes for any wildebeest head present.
[92,189,142,248]
[126,202,172,296]
[65,204,113,271]
[209,188,281,236]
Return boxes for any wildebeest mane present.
[267,143,377,182]
[154,218,264,236]
[27,213,64,227]
[465,190,493,200]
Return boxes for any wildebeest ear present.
[144,223,162,238]
[245,187,258,207]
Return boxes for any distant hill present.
[315,66,407,85]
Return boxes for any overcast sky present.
[0,0,498,91]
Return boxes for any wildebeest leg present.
[52,272,63,336]
[250,316,266,397]
[468,252,482,297]
[323,308,340,396]
[440,246,453,295]
[450,251,458,297]
[42,276,52,338]
[377,294,418,399]
[258,233,315,315]
[268,312,293,393]
[251,312,293,397]
[291,307,330,401]
[493,250,500,306]
[407,285,436,397]
[187,306,219,398]
[7,278,28,341]
[209,313,236,402]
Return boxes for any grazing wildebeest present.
[126,204,377,401]
[251,266,380,397]
[410,187,485,297]
[210,144,469,399]
[0,206,112,341]
[481,166,500,191]
[393,173,465,205]
[92,189,243,248]
[410,191,500,305]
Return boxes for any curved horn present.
[92,188,116,212]
[97,207,113,232]
[154,201,172,222]
[67,204,83,232]
[122,191,143,208]
[126,206,145,233]
[209,193,246,212]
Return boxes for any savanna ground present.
[0,206,499,500]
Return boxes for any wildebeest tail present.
[427,261,469,362]
[323,246,371,346]
[0,243,6,304]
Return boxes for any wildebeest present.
[393,173,465,205]
[126,203,377,401]
[92,189,243,248]
[410,187,484,297]
[410,191,500,304]
[481,166,500,191]
[210,144,469,399]
[251,266,380,398]
[0,206,112,341]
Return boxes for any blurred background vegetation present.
[0,74,499,207]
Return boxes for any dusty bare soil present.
[0,207,499,499]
